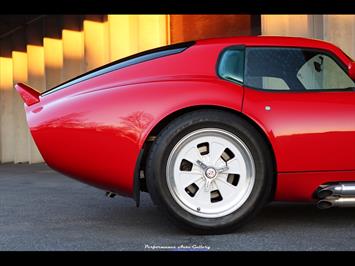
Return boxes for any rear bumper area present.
[15,83,138,198]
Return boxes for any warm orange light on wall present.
[62,29,84,60]
[12,51,29,165]
[137,15,168,51]
[0,56,14,163]
[108,15,138,61]
[107,15,169,62]
[27,45,45,78]
[0,15,172,164]
[0,57,14,90]
[26,45,45,161]
[44,38,63,69]
[261,15,309,37]
[12,51,28,83]
[83,20,109,70]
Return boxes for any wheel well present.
[137,105,277,200]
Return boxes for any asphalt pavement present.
[0,163,354,251]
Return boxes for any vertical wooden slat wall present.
[0,14,168,164]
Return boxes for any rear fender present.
[16,78,244,198]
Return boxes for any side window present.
[245,47,354,91]
[217,48,244,84]
[297,54,354,90]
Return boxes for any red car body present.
[16,36,355,204]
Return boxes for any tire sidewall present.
[146,110,274,233]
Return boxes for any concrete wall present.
[0,14,259,164]
[1,14,353,164]
[261,15,355,58]
[261,15,355,94]
[323,15,355,59]
[0,15,168,164]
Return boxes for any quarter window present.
[244,47,354,91]
[218,48,244,84]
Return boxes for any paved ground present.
[0,163,355,251]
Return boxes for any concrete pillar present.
[12,50,30,163]
[11,29,30,163]
[107,15,139,61]
[261,15,355,59]
[0,47,14,163]
[26,19,44,163]
[43,38,63,89]
[44,16,64,89]
[108,15,168,62]
[261,15,311,37]
[62,15,85,81]
[308,15,324,40]
[0,38,15,163]
[83,15,109,71]
[137,15,168,51]
[324,15,355,59]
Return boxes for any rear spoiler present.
[15,83,40,107]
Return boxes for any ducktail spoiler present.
[15,83,40,107]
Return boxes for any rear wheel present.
[146,110,274,234]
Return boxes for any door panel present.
[242,88,355,172]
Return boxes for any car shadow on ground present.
[89,193,355,235]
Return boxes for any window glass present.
[218,48,244,83]
[262,77,290,90]
[245,47,354,91]
[297,54,354,90]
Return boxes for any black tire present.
[145,109,275,234]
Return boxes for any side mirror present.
[349,61,355,80]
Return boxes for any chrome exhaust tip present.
[316,197,355,209]
[316,199,334,209]
[317,188,334,199]
[315,183,355,209]
[316,183,355,199]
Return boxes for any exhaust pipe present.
[317,197,355,209]
[316,182,355,199]
[316,182,355,209]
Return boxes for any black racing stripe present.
[42,41,195,96]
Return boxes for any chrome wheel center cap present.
[205,167,217,179]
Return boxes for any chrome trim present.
[316,182,355,209]
[317,182,355,199]
[166,128,255,218]
[317,197,355,209]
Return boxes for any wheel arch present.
[134,105,277,204]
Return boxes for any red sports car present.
[16,36,355,233]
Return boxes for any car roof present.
[196,36,353,64]
[197,35,332,48]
